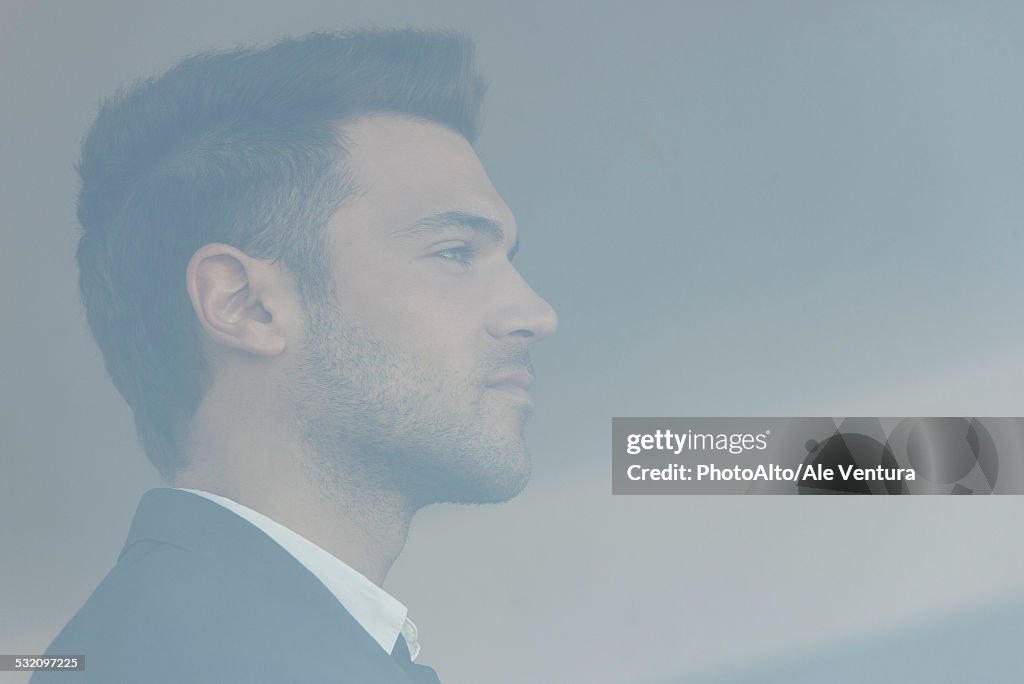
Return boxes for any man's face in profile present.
[289,114,558,506]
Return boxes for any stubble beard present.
[287,300,533,511]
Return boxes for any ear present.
[185,243,292,357]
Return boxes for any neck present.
[173,383,413,586]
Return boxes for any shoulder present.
[37,539,269,682]
[34,491,405,683]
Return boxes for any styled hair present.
[76,29,486,478]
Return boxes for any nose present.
[485,268,558,342]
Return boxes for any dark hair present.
[76,29,486,478]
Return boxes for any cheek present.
[401,288,485,360]
[332,254,420,332]
[342,274,487,360]
[330,242,491,357]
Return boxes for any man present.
[35,29,556,683]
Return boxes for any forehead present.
[332,114,515,236]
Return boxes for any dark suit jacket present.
[35,488,434,683]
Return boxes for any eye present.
[434,244,476,266]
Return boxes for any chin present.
[457,462,531,505]
[404,441,532,507]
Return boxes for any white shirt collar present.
[176,488,420,661]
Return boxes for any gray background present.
[3,1,1024,682]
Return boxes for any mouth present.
[484,370,535,402]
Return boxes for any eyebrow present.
[395,210,520,261]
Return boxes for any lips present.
[484,370,534,401]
